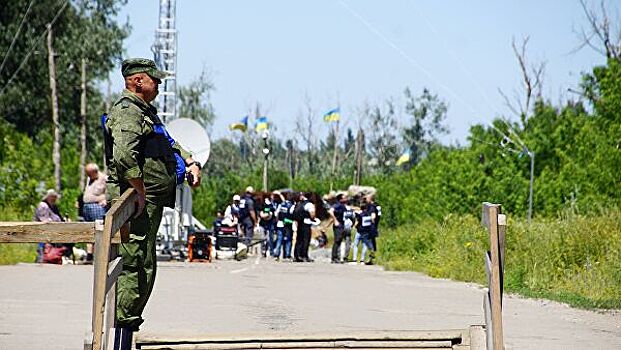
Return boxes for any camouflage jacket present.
[105,89,190,207]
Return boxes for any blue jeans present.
[352,231,373,262]
[273,226,293,258]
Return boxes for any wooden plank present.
[486,205,504,350]
[104,245,119,350]
[106,188,138,241]
[92,224,113,349]
[498,214,507,299]
[106,256,123,294]
[0,221,121,243]
[483,294,493,350]
[0,222,95,243]
[334,340,452,348]
[136,330,467,344]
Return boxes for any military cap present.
[121,58,168,80]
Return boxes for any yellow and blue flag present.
[323,108,340,122]
[229,116,248,132]
[396,151,411,166]
[255,116,268,131]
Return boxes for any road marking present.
[230,268,249,274]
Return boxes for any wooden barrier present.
[481,203,506,350]
[0,188,137,350]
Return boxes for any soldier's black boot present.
[113,327,133,350]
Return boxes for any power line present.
[0,0,36,77]
[0,0,69,96]
[337,0,480,116]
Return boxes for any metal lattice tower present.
[153,0,177,122]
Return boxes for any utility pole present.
[261,131,270,192]
[47,24,61,193]
[353,129,364,186]
[78,58,87,190]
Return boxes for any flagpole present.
[330,119,340,192]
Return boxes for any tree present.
[177,68,216,129]
[365,99,400,174]
[402,87,448,165]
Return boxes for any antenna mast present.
[154,0,177,122]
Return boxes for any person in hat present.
[104,58,203,347]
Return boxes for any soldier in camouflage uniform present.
[105,58,202,349]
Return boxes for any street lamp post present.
[262,130,270,192]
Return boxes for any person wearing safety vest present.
[352,202,375,265]
[238,187,257,247]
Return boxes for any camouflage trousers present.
[116,199,164,331]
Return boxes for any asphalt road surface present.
[1,252,620,350]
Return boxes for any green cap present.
[121,58,168,80]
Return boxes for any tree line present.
[0,0,619,230]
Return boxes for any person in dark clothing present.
[293,192,316,262]
[238,186,257,246]
[330,194,348,263]
[365,194,381,254]
[352,203,375,264]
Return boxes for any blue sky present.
[114,0,611,144]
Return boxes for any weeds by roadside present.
[377,211,621,310]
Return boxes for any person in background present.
[213,211,224,234]
[238,186,257,246]
[223,195,241,227]
[293,192,316,262]
[83,163,108,262]
[352,202,375,265]
[341,202,356,262]
[33,189,71,263]
[272,191,294,260]
[330,194,348,263]
[365,194,382,258]
[259,196,275,257]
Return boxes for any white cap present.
[246,186,254,193]
[233,194,241,201]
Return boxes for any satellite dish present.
[167,118,211,165]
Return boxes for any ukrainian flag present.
[323,108,340,122]
[229,116,248,132]
[396,151,411,166]
[255,116,268,131]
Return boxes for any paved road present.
[1,254,620,349]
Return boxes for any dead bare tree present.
[498,36,546,125]
[294,94,318,175]
[576,0,621,60]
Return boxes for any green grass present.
[0,243,37,265]
[377,211,621,310]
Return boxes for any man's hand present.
[188,163,202,188]
[128,178,147,218]
[98,199,108,207]
[135,193,146,218]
